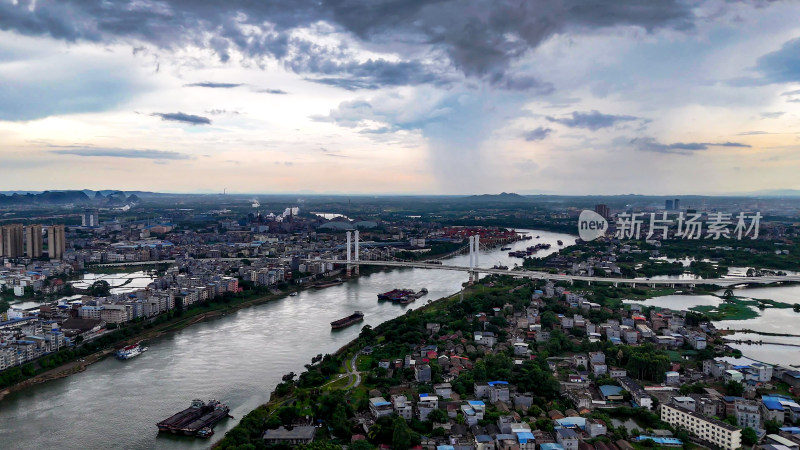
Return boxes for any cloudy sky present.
[1,0,800,195]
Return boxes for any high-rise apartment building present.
[1,224,24,258]
[674,198,681,210]
[48,225,66,260]
[594,204,610,219]
[82,210,99,227]
[25,224,43,258]
[665,199,674,210]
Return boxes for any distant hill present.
[0,190,92,205]
[460,192,530,202]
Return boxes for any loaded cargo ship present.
[156,399,231,438]
[115,343,147,360]
[377,289,415,301]
[330,311,364,329]
[314,279,343,288]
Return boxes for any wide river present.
[0,229,576,449]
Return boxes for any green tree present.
[742,427,758,445]
[89,280,111,297]
[725,380,744,397]
[765,419,782,434]
[392,417,414,450]
[329,403,352,438]
[427,408,448,424]
[349,440,376,450]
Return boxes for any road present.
[345,351,361,390]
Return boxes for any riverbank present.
[213,285,466,449]
[0,271,354,399]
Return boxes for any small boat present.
[557,240,563,245]
[536,235,540,238]
[492,265,508,270]
[414,288,428,298]
[501,247,511,251]
[116,343,146,360]
[289,292,298,297]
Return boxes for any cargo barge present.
[377,289,415,301]
[314,279,343,289]
[156,399,231,438]
[331,311,364,329]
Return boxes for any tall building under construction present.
[48,225,66,260]
[26,224,43,258]
[0,224,24,258]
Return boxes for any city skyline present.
[2,1,800,194]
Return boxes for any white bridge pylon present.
[345,230,360,276]
[468,234,480,283]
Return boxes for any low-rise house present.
[672,396,696,411]
[391,394,413,420]
[434,382,453,398]
[735,399,761,430]
[369,397,393,418]
[415,364,432,382]
[556,428,579,450]
[418,394,439,421]
[724,369,744,383]
[619,377,652,409]
[665,371,680,385]
[489,381,510,404]
[513,393,534,411]
[263,426,316,445]
[609,367,627,378]
[599,385,624,402]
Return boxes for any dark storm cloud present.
[632,137,751,155]
[184,82,244,88]
[151,112,211,125]
[301,59,447,90]
[523,127,552,141]
[546,110,638,131]
[0,0,698,90]
[49,146,192,160]
[753,37,800,84]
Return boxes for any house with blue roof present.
[539,444,564,450]
[634,436,683,447]
[599,385,624,401]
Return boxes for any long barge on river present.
[156,399,231,438]
[331,311,364,329]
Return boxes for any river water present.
[0,229,575,449]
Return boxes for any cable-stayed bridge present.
[305,231,800,288]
